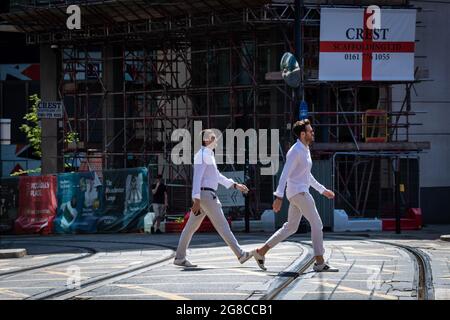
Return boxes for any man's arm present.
[151,182,159,195]
[217,172,235,189]
[309,173,326,194]
[164,189,168,207]
[310,173,335,199]
[273,148,298,199]
[192,153,207,200]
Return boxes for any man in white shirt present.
[174,129,254,267]
[252,119,338,272]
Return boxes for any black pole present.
[294,0,304,105]
[244,164,250,233]
[394,157,401,234]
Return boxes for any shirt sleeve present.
[310,173,326,194]
[273,148,298,198]
[217,172,235,189]
[192,153,207,200]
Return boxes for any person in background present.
[151,174,168,234]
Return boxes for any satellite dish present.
[280,52,301,88]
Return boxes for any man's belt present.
[201,187,217,193]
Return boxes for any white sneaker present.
[313,263,339,272]
[173,258,197,268]
[252,249,267,271]
[238,251,253,264]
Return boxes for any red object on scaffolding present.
[382,208,422,231]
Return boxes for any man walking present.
[252,119,338,272]
[151,174,168,234]
[174,129,253,267]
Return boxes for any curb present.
[0,249,27,259]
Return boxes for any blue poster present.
[54,172,103,233]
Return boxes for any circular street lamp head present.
[280,52,301,88]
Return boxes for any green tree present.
[20,94,42,158]
[12,95,79,176]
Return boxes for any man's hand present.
[191,198,201,215]
[272,197,283,213]
[322,189,335,200]
[235,183,249,194]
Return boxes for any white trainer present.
[173,258,197,268]
[252,249,267,271]
[313,263,339,272]
[238,251,253,264]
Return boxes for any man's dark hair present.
[292,119,311,138]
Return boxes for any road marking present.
[337,249,399,258]
[79,292,249,299]
[31,255,50,260]
[183,292,249,296]
[329,261,398,273]
[42,270,88,279]
[113,284,190,300]
[133,272,265,279]
[0,278,68,282]
[226,268,272,277]
[0,286,53,289]
[308,281,398,300]
[0,288,29,298]
[122,281,263,286]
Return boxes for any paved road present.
[0,227,448,300]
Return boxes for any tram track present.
[0,236,436,300]
[256,236,434,300]
[0,238,176,278]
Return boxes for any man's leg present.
[292,193,337,272]
[257,196,303,256]
[152,204,160,227]
[251,197,303,270]
[174,209,206,261]
[155,204,164,231]
[290,192,325,262]
[200,191,246,259]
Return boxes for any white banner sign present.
[38,101,63,119]
[319,8,416,81]
[217,171,245,207]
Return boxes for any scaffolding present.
[1,0,430,219]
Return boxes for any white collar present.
[201,146,214,155]
[297,139,309,151]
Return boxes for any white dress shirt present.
[274,139,326,200]
[192,146,236,200]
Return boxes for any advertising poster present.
[0,177,20,234]
[53,172,103,233]
[98,167,149,232]
[15,175,57,234]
